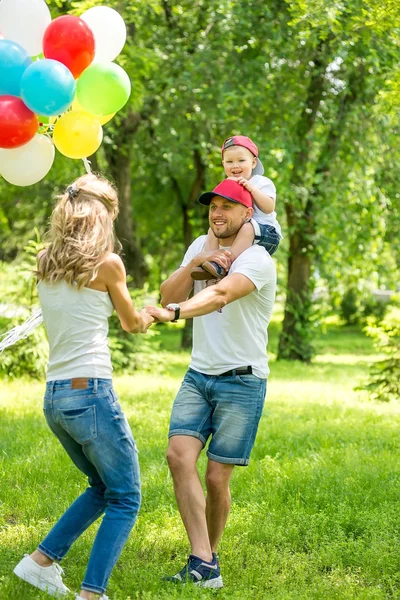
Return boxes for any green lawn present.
[1,319,400,599]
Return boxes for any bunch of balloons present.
[0,0,130,186]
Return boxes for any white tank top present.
[37,280,114,381]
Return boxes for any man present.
[146,179,276,589]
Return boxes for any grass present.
[1,315,400,599]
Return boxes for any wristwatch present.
[166,303,181,322]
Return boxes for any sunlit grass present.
[1,323,400,599]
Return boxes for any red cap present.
[198,179,253,208]
[222,135,258,157]
[221,135,264,176]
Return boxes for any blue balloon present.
[20,59,76,117]
[0,40,32,96]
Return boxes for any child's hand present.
[198,249,232,271]
[234,177,255,193]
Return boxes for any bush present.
[361,315,400,402]
[0,313,48,378]
[340,288,359,325]
[340,287,389,326]
[0,240,48,379]
[107,290,161,374]
[362,297,388,322]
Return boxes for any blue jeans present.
[38,378,141,595]
[169,369,267,465]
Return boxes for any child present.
[191,135,282,280]
[13,174,153,600]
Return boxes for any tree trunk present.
[181,317,193,349]
[278,206,314,361]
[170,146,206,349]
[278,39,332,361]
[104,111,148,288]
[278,51,367,360]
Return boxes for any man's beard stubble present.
[210,218,247,239]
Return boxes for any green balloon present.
[38,114,50,125]
[31,52,44,61]
[76,62,131,116]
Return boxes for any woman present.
[13,174,153,600]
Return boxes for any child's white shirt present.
[249,174,283,239]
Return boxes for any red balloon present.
[0,95,38,149]
[43,16,95,79]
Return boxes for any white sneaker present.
[76,596,109,600]
[14,554,70,597]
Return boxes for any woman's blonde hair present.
[37,173,120,289]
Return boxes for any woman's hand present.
[139,309,154,332]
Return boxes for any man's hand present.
[190,249,232,271]
[145,305,174,323]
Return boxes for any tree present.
[1,0,399,360]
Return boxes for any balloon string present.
[82,158,92,174]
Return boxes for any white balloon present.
[0,133,55,186]
[81,6,126,63]
[0,0,51,56]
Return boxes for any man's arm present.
[150,272,255,320]
[160,249,232,306]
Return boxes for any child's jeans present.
[38,378,141,595]
[250,218,281,255]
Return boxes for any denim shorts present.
[250,218,281,255]
[169,368,267,466]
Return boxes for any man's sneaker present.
[165,554,223,588]
[201,260,227,279]
[190,266,215,281]
[14,554,69,597]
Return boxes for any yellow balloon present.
[71,97,115,126]
[53,111,103,159]
[98,113,115,125]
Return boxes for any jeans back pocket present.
[57,405,97,445]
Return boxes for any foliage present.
[0,314,48,379]
[340,287,389,326]
[362,296,388,323]
[361,313,400,402]
[277,291,318,362]
[0,238,48,378]
[340,288,359,326]
[108,287,161,375]
[1,0,399,358]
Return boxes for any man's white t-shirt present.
[250,174,282,239]
[181,235,276,379]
